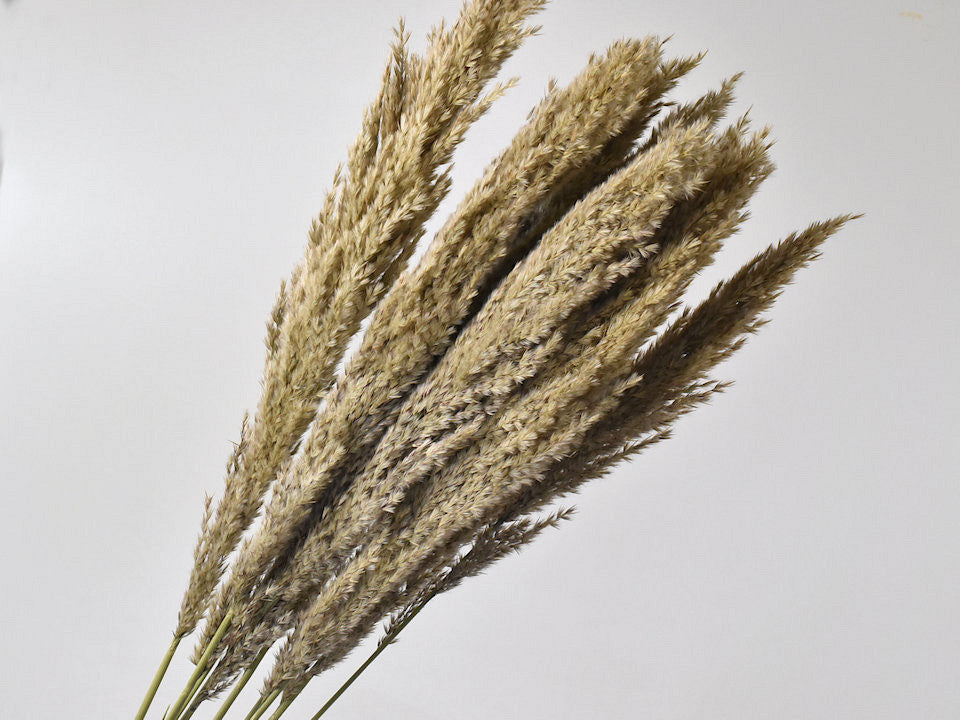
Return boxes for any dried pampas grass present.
[131,2,856,719]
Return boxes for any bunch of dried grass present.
[132,2,855,719]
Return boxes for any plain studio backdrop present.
[1,1,958,718]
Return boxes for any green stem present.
[245,689,280,720]
[170,656,217,720]
[165,611,235,720]
[310,602,429,720]
[266,696,295,720]
[209,646,270,720]
[133,634,182,720]
[191,665,215,708]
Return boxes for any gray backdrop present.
[1,1,958,717]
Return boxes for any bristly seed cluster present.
[134,2,855,719]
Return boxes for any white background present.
[1,1,958,718]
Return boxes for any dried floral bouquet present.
[131,2,854,718]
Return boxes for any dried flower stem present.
[170,662,213,720]
[311,601,429,720]
[265,697,295,720]
[204,647,269,720]
[165,610,234,720]
[133,635,181,720]
[244,689,280,720]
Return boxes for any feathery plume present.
[185,0,547,666]
[131,5,856,719]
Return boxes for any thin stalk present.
[310,601,430,720]
[172,653,222,720]
[244,689,280,720]
[179,599,280,720]
[133,634,182,720]
[209,646,270,720]
[175,660,215,720]
[166,610,235,720]
[266,696,295,720]
[242,696,265,720]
